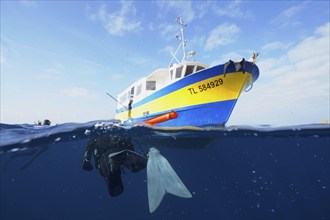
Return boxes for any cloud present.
[92,1,142,36]
[209,51,247,67]
[159,23,178,41]
[283,1,309,17]
[212,0,254,19]
[229,22,330,125]
[127,56,147,65]
[271,1,309,27]
[110,73,125,80]
[158,45,176,57]
[156,1,196,23]
[257,57,294,78]
[205,23,240,51]
[36,68,62,80]
[261,41,292,52]
[287,23,329,63]
[189,35,206,49]
[60,87,96,99]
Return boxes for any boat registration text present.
[187,78,224,95]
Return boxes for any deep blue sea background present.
[0,121,329,220]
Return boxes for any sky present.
[1,0,329,126]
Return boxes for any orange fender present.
[144,111,178,125]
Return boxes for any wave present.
[1,120,329,153]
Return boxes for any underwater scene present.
[0,121,329,220]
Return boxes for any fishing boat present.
[115,16,259,127]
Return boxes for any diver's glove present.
[82,159,93,171]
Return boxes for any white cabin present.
[117,62,208,109]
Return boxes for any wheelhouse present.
[116,62,208,111]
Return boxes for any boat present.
[34,119,51,127]
[32,119,52,129]
[115,16,260,127]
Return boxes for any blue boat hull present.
[117,61,259,127]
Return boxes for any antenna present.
[176,15,187,62]
[168,15,193,67]
[106,93,128,110]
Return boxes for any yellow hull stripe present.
[116,72,251,122]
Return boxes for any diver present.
[34,119,51,126]
[82,135,147,197]
[43,119,51,126]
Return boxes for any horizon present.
[1,1,329,126]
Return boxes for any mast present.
[176,15,187,62]
[169,15,195,67]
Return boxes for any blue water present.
[0,121,329,220]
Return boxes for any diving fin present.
[147,147,192,213]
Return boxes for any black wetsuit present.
[82,135,147,197]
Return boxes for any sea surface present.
[0,121,329,220]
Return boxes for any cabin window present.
[146,81,156,90]
[136,84,142,96]
[184,65,195,77]
[196,66,205,72]
[170,69,174,80]
[175,66,183,79]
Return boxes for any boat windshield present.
[184,65,195,77]
[170,64,206,80]
[175,66,183,79]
